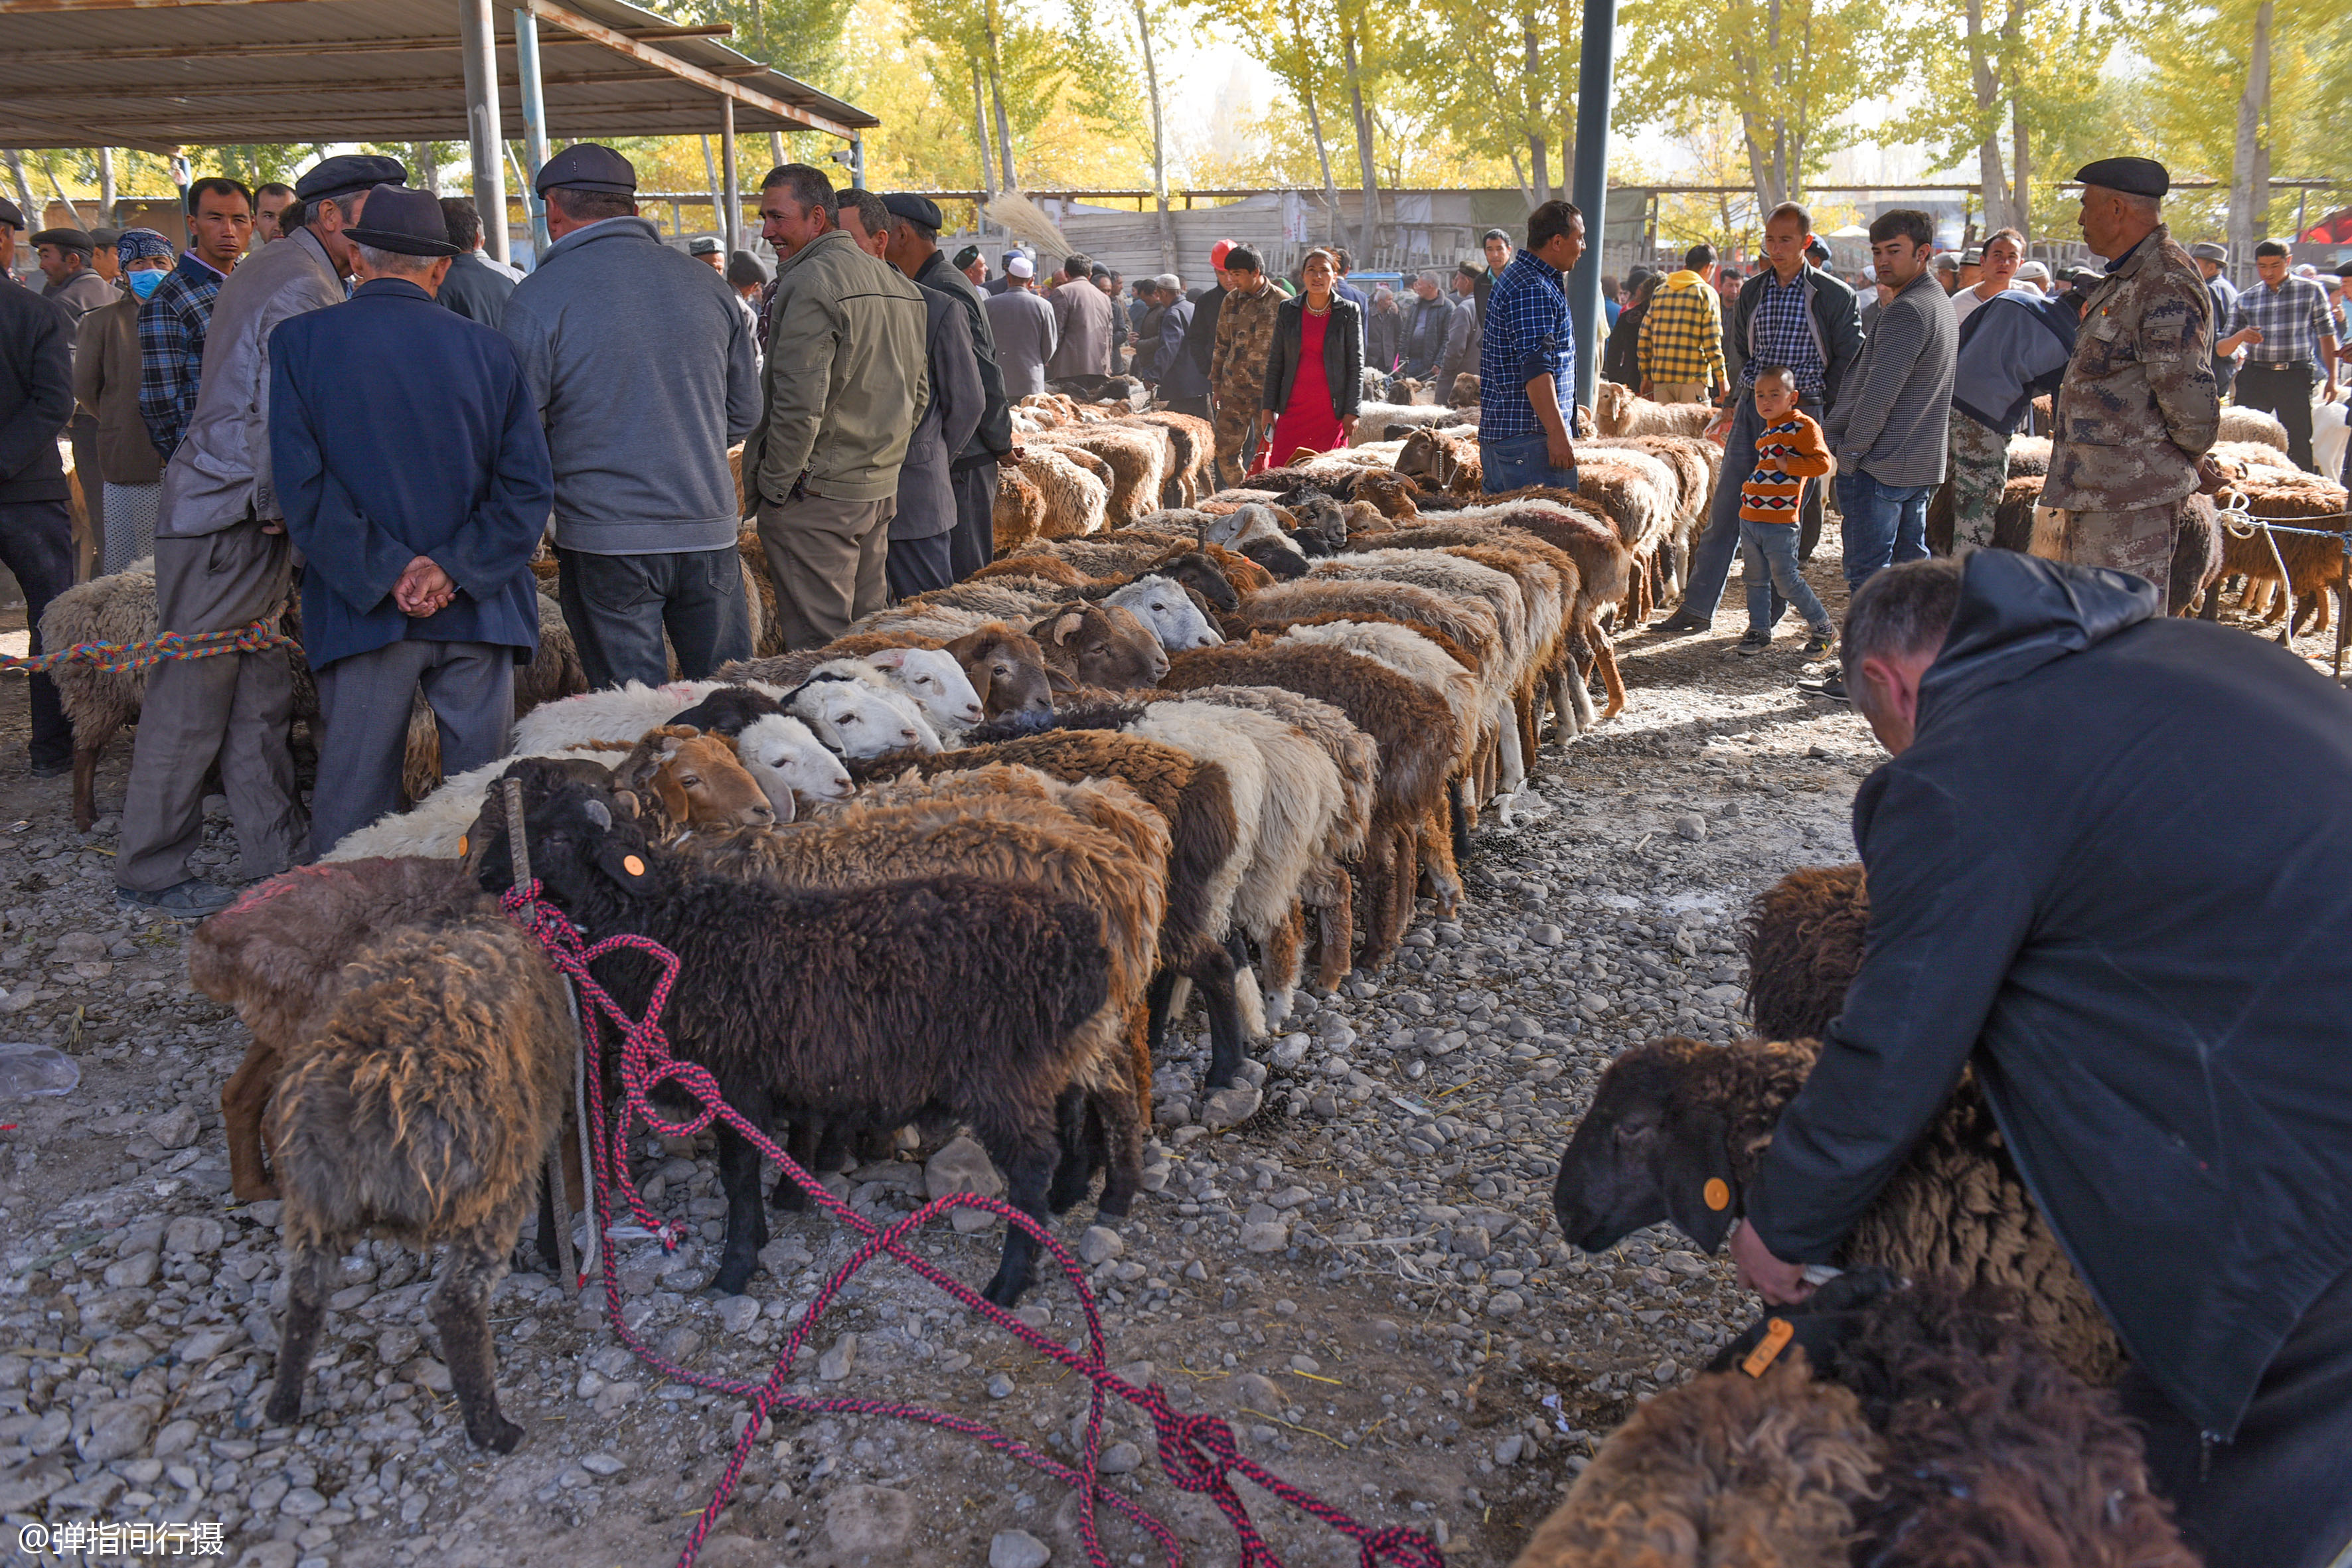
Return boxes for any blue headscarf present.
[115,228,175,268]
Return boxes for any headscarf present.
[116,228,175,268]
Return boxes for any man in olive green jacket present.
[744,163,929,648]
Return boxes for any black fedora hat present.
[344,184,459,257]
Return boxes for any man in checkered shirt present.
[1476,200,1587,493]
[136,176,252,460]
[1656,202,1863,636]
[2217,238,2341,473]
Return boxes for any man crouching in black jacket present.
[1730,552,2352,1568]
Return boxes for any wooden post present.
[459,0,511,264]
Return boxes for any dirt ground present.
[0,539,2343,1568]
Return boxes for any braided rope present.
[498,883,1443,1568]
[0,615,297,676]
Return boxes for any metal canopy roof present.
[0,0,876,153]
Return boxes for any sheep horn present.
[584,799,612,832]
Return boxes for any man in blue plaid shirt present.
[2217,238,2340,473]
[1477,200,1585,493]
[137,177,252,460]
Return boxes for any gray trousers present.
[309,639,513,858]
[554,545,751,692]
[116,523,305,892]
[948,461,1000,582]
[755,493,893,652]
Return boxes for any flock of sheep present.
[31,374,2336,1564]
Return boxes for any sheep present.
[2217,402,2289,451]
[1551,1033,2124,1385]
[471,771,1113,1304]
[1345,402,1461,443]
[1395,428,1482,497]
[1594,380,1717,439]
[322,723,776,863]
[1028,602,1170,690]
[1017,445,1112,539]
[2004,433,2052,476]
[698,643,982,736]
[189,855,505,1202]
[263,910,575,1453]
[734,713,856,816]
[1165,639,1458,970]
[1510,1350,1877,1568]
[683,771,1167,1208]
[1127,410,1215,506]
[728,622,1057,724]
[1744,864,1870,1040]
[993,463,1050,553]
[513,670,937,761]
[975,547,1243,617]
[1709,1273,2197,1567]
[1576,446,1682,616]
[2216,479,2352,633]
[1368,526,1590,745]
[909,574,1221,654]
[1036,423,1170,528]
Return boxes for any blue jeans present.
[1678,390,1824,621]
[1480,431,1578,494]
[1739,518,1832,636]
[1834,469,1932,595]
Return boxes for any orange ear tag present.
[1703,1177,1731,1212]
[1741,1317,1796,1378]
[623,855,646,877]
[456,834,468,858]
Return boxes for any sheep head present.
[863,645,985,730]
[1145,550,1242,615]
[613,725,775,834]
[662,683,781,738]
[735,713,849,820]
[469,763,659,905]
[944,623,1056,720]
[1032,603,1169,690]
[1104,574,1223,653]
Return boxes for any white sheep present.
[860,645,984,732]
[734,713,854,817]
[513,668,939,760]
[1103,574,1223,652]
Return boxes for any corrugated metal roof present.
[0,0,874,151]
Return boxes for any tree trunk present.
[1522,11,1549,202]
[1339,18,1379,265]
[98,147,114,224]
[1508,146,1531,208]
[1134,0,1176,274]
[1289,0,1345,249]
[984,0,1018,191]
[1964,0,2010,232]
[2011,109,2029,243]
[2227,0,2272,266]
[971,58,996,202]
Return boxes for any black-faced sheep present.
[264,911,576,1453]
[1551,1034,2124,1385]
[1743,863,1870,1040]
[473,771,1113,1304]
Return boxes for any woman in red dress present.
[1256,248,1364,471]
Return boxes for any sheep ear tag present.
[595,841,652,888]
[1704,1178,1731,1212]
[1741,1318,1795,1379]
[623,855,645,878]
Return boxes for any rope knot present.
[1146,1399,1244,1496]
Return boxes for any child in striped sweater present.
[1736,366,1838,657]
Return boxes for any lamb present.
[471,771,1113,1304]
[1164,639,1458,969]
[1370,526,1591,744]
[1028,602,1170,689]
[1036,423,1170,528]
[911,574,1222,654]
[992,463,1050,553]
[263,910,576,1453]
[728,622,1058,724]
[1594,380,1715,439]
[1016,445,1112,538]
[1509,1350,1876,1568]
[2216,479,2352,633]
[1551,1034,2124,1385]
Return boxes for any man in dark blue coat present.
[1734,553,2352,1568]
[268,185,552,856]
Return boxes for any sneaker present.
[1801,673,1851,703]
[116,878,238,918]
[1735,630,1772,656]
[1650,612,1711,637]
[1802,629,1836,658]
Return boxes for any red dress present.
[1259,305,1344,472]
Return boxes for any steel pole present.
[1567,0,1616,408]
[514,7,550,252]
[720,96,740,255]
[459,0,510,264]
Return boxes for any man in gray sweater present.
[501,145,761,688]
[1819,209,1956,686]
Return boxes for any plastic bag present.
[0,1042,79,1099]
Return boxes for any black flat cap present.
[296,153,408,205]
[2189,241,2228,263]
[89,226,122,248]
[536,143,635,196]
[726,250,769,288]
[951,244,980,270]
[0,197,26,231]
[2075,157,2168,198]
[881,193,943,231]
[30,228,94,255]
[344,185,460,257]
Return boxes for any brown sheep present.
[1029,602,1169,689]
[2216,480,2352,633]
[1553,1035,2125,1386]
[1352,470,1424,522]
[1128,409,1215,506]
[1510,1350,1877,1568]
[1395,428,1483,497]
[264,911,574,1453]
[993,462,1050,553]
[1744,864,1870,1040]
[1038,423,1170,528]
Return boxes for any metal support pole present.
[1567,0,1616,408]
[849,134,864,191]
[720,96,740,255]
[459,0,510,264]
[514,6,550,252]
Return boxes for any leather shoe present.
[1649,612,1711,636]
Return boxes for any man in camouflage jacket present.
[1208,247,1283,483]
[2041,159,2220,609]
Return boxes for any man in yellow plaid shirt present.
[1639,242,1728,404]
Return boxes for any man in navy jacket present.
[268,186,552,856]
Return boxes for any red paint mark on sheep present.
[500,880,1441,1568]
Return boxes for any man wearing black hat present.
[0,196,25,277]
[116,153,401,916]
[2188,241,2239,396]
[954,245,986,289]
[0,218,78,781]
[880,192,1016,582]
[503,143,760,689]
[2039,158,2219,609]
[269,186,554,856]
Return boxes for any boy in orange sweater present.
[1735,365,1838,656]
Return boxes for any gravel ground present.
[0,544,2341,1568]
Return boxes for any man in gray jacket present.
[501,145,760,688]
[115,153,401,916]
[1822,214,1956,591]
[1044,253,1115,380]
[984,257,1057,398]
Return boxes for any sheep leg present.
[1192,946,1247,1091]
[71,741,104,834]
[431,1239,525,1454]
[534,1165,563,1276]
[771,1119,820,1212]
[977,1131,1060,1308]
[1086,1075,1142,1221]
[1353,832,1397,975]
[263,1241,335,1428]
[811,1123,855,1176]
[1587,632,1626,720]
[1449,785,1471,863]
[220,1040,283,1203]
[1261,904,1304,1026]
[1046,1085,1095,1214]
[1312,872,1354,992]
[1421,810,1464,919]
[708,1117,770,1296]
[1144,969,1180,1070]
